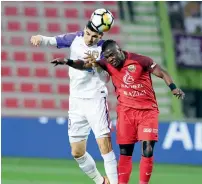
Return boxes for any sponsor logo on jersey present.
[143,128,158,133]
[123,71,134,85]
[123,90,146,97]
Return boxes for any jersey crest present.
[128,64,136,72]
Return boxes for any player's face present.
[103,44,125,68]
[84,27,102,46]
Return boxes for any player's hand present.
[84,52,98,67]
[50,58,66,66]
[30,35,42,46]
[172,88,185,99]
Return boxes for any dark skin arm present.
[50,52,99,70]
[50,57,93,70]
[152,64,185,99]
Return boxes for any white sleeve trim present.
[151,62,157,69]
[41,36,57,46]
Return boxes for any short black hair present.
[86,21,103,35]
[101,40,117,53]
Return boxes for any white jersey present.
[55,31,109,98]
[40,33,112,144]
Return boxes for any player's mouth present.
[112,59,123,68]
[111,60,117,67]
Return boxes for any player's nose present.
[108,56,115,62]
[87,38,93,43]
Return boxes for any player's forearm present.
[63,58,91,70]
[161,69,174,86]
[41,36,57,46]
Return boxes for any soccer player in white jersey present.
[30,20,118,184]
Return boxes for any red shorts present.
[116,105,159,144]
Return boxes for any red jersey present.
[100,51,159,110]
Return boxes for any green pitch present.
[2,157,201,184]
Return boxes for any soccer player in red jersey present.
[50,39,185,184]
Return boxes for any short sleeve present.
[138,56,157,72]
[55,31,83,49]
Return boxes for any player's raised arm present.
[30,32,80,47]
[30,35,57,47]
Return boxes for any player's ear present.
[84,26,88,33]
[98,32,104,39]
[117,45,122,51]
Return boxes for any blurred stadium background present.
[1,1,202,184]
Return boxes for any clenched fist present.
[30,35,42,46]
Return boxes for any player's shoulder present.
[97,39,105,47]
[75,31,84,37]
[90,39,105,49]
[59,31,84,38]
[126,51,154,69]
[128,52,153,62]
